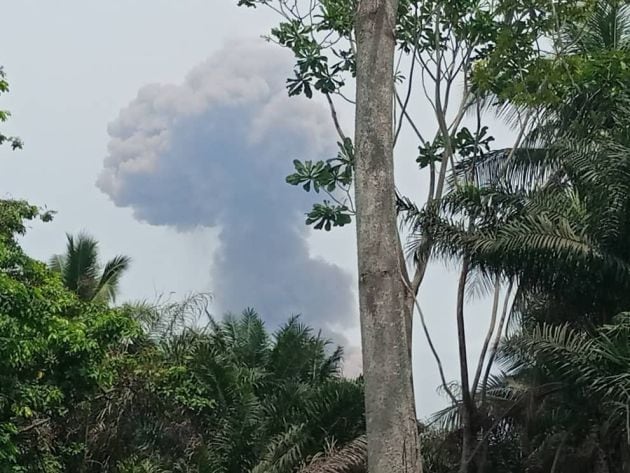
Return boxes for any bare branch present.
[472,277,501,398]
[394,3,421,146]
[395,91,427,146]
[325,93,346,142]
[394,52,418,146]
[324,189,352,211]
[400,272,458,405]
[19,418,51,434]
[480,281,515,405]
[334,90,355,104]
[427,159,436,203]
[456,259,472,400]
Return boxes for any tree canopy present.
[49,233,131,304]
[0,200,137,470]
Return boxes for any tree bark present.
[354,1,422,472]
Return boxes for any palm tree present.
[476,314,630,473]
[198,310,364,473]
[410,0,630,327]
[72,305,365,473]
[396,2,630,471]
[49,232,131,304]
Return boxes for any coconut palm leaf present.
[49,232,131,303]
[93,254,131,303]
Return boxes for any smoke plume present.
[98,40,357,342]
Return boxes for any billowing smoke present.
[98,40,357,343]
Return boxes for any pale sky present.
[1,0,515,417]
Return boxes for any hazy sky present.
[1,0,515,417]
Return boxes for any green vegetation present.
[0,203,362,471]
[0,201,137,470]
[3,0,630,471]
[239,0,630,471]
[49,233,131,304]
[0,67,22,150]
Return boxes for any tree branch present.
[401,271,458,405]
[325,92,346,142]
[472,276,501,398]
[19,417,51,434]
[480,281,515,405]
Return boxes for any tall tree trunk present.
[354,1,421,472]
[456,258,474,473]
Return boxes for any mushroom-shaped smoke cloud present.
[98,40,357,343]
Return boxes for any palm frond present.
[48,232,132,303]
[94,254,131,303]
[299,436,367,473]
[48,254,65,273]
[62,232,100,297]
[252,424,310,473]
[429,401,462,432]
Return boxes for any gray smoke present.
[98,40,357,338]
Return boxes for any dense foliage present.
[82,307,364,472]
[417,1,630,472]
[0,203,363,471]
[0,200,137,471]
[4,0,630,471]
